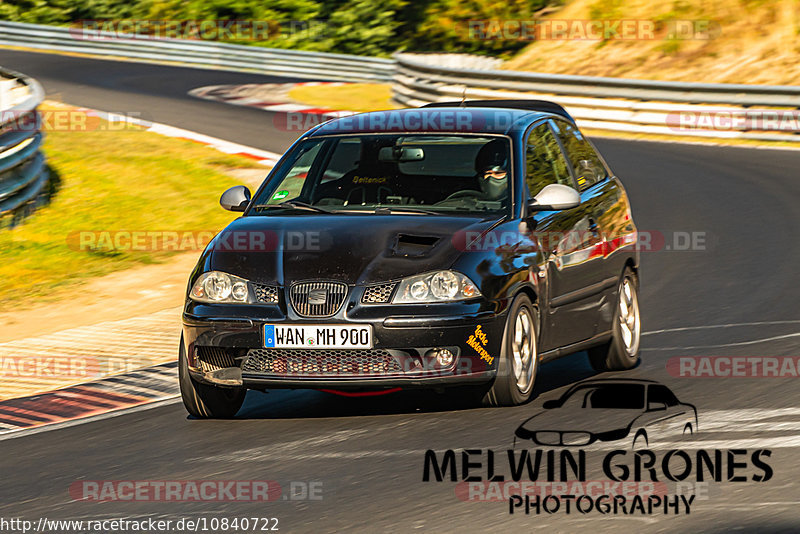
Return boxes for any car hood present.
[207,214,497,285]
[518,408,643,435]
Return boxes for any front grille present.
[196,346,237,373]
[362,282,397,304]
[289,281,348,317]
[243,348,402,376]
[253,284,279,304]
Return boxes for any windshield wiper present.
[373,206,442,216]
[280,201,332,213]
[252,201,331,213]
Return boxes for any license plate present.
[264,324,373,349]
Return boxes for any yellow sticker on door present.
[467,325,493,365]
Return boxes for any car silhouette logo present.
[307,289,327,305]
[515,379,697,449]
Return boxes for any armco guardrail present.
[1,20,798,141]
[0,21,394,82]
[392,53,800,142]
[0,66,49,224]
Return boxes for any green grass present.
[0,106,266,309]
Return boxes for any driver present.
[475,139,509,200]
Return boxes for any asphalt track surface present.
[2,49,800,532]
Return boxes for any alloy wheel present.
[618,278,641,356]
[511,307,536,394]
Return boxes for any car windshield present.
[561,384,646,409]
[250,134,512,216]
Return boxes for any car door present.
[524,121,597,350]
[550,119,632,337]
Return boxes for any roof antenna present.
[460,85,467,107]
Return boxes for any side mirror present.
[528,184,580,212]
[542,399,560,409]
[220,185,251,212]
[647,401,667,412]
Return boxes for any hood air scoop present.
[391,233,441,258]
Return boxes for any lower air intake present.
[242,348,402,376]
[195,346,237,373]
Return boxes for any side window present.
[525,122,572,197]
[648,385,679,407]
[552,119,607,191]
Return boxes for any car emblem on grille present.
[308,289,327,305]
[289,281,348,317]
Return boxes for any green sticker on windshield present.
[272,190,290,201]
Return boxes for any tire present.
[483,294,540,407]
[588,268,641,371]
[179,334,246,419]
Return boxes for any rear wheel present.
[484,294,539,407]
[179,335,246,418]
[588,268,641,371]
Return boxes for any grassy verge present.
[287,83,398,113]
[0,103,266,309]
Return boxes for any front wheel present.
[179,335,246,418]
[484,294,539,407]
[588,268,641,371]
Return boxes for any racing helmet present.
[475,139,509,199]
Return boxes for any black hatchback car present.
[179,100,640,418]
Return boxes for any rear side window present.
[525,122,572,197]
[551,119,607,191]
[648,385,680,407]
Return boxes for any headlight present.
[392,271,480,304]
[190,271,252,303]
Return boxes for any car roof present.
[423,99,575,122]
[305,105,568,137]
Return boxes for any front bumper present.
[182,299,507,390]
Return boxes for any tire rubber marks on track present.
[189,82,353,118]
[0,362,178,434]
